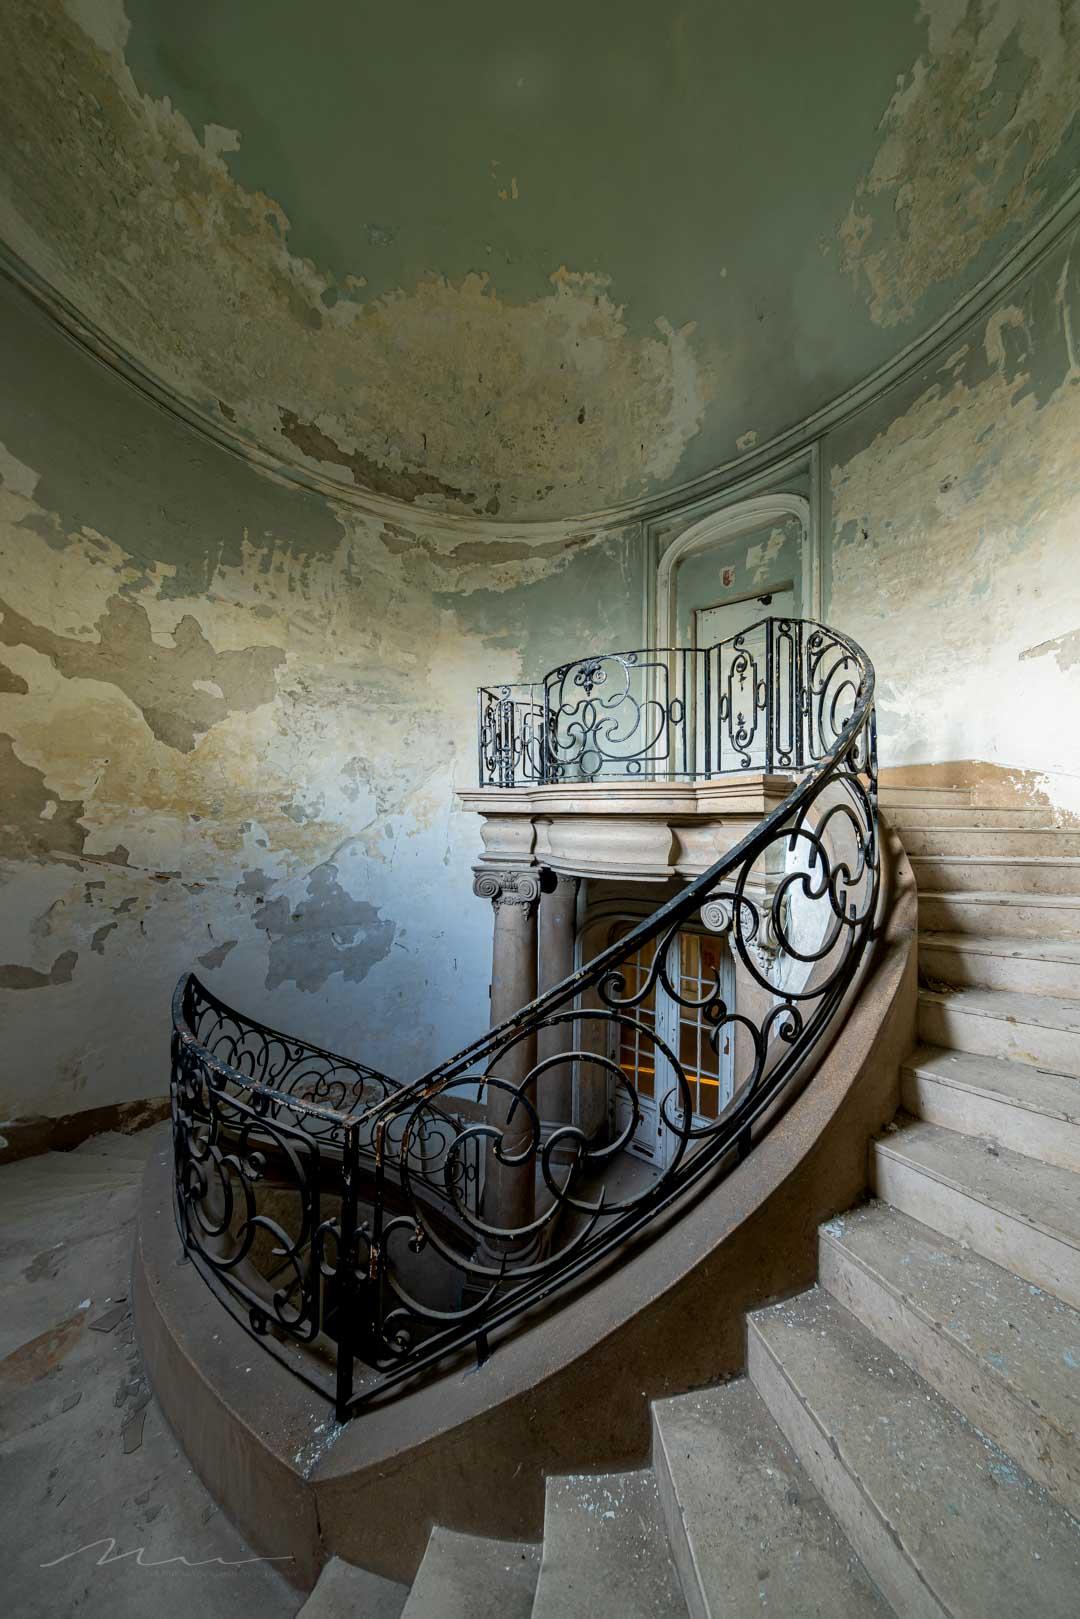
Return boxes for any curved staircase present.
[297,780,1080,1618]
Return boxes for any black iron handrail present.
[171,619,878,1418]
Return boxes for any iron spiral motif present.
[476,618,864,786]
[171,617,878,1417]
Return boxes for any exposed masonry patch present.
[829,233,1080,804]
[197,939,238,970]
[0,594,285,752]
[0,1,710,520]
[1021,627,1080,673]
[841,0,1080,327]
[254,863,395,993]
[0,661,29,694]
[0,950,78,990]
[0,734,88,861]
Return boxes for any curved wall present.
[1,4,1079,1137]
[4,1,1080,520]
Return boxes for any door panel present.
[610,926,736,1169]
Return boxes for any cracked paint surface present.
[841,0,1080,328]
[0,1,711,520]
[0,273,644,1124]
[3,2,1078,519]
[827,223,1080,815]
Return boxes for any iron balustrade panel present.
[478,684,548,787]
[475,618,856,785]
[171,618,879,1417]
[543,648,697,782]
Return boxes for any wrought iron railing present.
[171,618,878,1418]
[476,617,852,785]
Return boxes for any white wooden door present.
[611,927,736,1170]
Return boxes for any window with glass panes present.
[676,933,731,1120]
[613,931,658,1104]
[608,922,734,1155]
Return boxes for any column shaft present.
[536,874,580,1124]
[473,868,542,1236]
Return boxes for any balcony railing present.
[477,618,857,786]
[170,617,877,1417]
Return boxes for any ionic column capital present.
[472,866,546,912]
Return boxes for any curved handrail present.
[170,618,878,1416]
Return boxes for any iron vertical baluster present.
[794,620,805,770]
[368,1116,388,1372]
[765,616,775,776]
[476,688,483,787]
[703,643,712,779]
[334,1122,360,1421]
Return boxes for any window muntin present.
[608,923,734,1141]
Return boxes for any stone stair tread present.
[24,1159,143,1182]
[652,1378,891,1619]
[916,888,1080,905]
[400,1528,539,1619]
[918,985,1080,1033]
[533,1469,685,1619]
[819,1201,1080,1464]
[0,1160,140,1203]
[912,855,1080,866]
[297,1555,408,1619]
[69,1131,158,1162]
[902,1044,1080,1123]
[919,931,1080,964]
[874,1117,1080,1250]
[0,1177,141,1225]
[748,1287,1080,1619]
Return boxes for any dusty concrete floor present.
[0,1127,303,1619]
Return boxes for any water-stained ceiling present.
[2,0,1078,522]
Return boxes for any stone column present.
[536,873,580,1125]
[472,867,544,1237]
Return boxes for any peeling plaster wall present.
[3,2,1080,519]
[824,223,1080,815]
[0,282,643,1126]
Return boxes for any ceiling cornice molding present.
[4,172,1080,541]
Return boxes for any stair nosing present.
[818,1211,1080,1453]
[901,1045,1080,1123]
[874,1122,1080,1254]
[918,930,1080,963]
[917,985,1080,1032]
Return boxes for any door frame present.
[652,492,813,656]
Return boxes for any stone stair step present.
[297,1556,408,1619]
[917,890,1080,940]
[400,1528,539,1619]
[818,1200,1080,1518]
[871,1116,1080,1307]
[904,827,1080,857]
[652,1379,890,1619]
[748,1286,1080,1619]
[900,1044,1080,1170]
[0,1157,142,1218]
[68,1131,159,1164]
[910,855,1080,895]
[919,931,1080,999]
[878,786,972,808]
[918,986,1080,1075]
[532,1470,685,1619]
[888,806,1053,829]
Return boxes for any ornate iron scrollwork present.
[171,618,878,1418]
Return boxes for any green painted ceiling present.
[2,0,1078,521]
